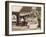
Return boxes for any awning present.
[19,12,31,16]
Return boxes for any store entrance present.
[12,12,27,26]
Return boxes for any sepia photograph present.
[12,6,41,31]
[5,1,45,36]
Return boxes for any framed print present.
[5,1,45,36]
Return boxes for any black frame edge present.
[5,1,9,36]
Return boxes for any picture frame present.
[5,1,45,36]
